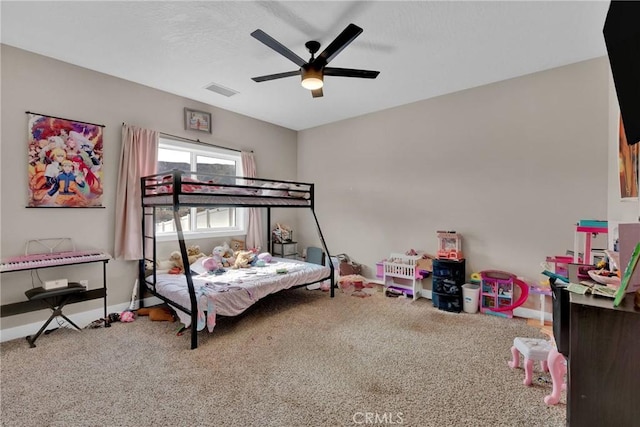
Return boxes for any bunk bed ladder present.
[139,205,158,309]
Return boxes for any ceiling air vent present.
[204,82,239,97]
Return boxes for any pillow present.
[288,184,310,199]
[260,182,289,196]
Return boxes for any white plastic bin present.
[462,283,480,314]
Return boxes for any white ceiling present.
[1,1,611,131]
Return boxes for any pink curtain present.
[241,151,263,250]
[114,125,159,260]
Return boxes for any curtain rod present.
[160,131,247,153]
[122,123,251,153]
[27,111,105,128]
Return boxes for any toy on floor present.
[120,310,135,322]
[137,306,176,322]
[436,231,463,261]
[382,252,423,301]
[338,274,374,297]
[479,270,529,318]
[85,309,136,329]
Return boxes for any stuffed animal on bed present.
[203,255,223,272]
[169,251,185,273]
[221,242,235,265]
[258,252,272,263]
[252,252,272,267]
[251,252,272,267]
[187,245,206,264]
[210,243,233,266]
[212,243,234,267]
[232,250,255,269]
[168,248,205,274]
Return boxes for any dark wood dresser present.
[568,292,640,426]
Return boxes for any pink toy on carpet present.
[338,274,375,297]
[120,310,135,322]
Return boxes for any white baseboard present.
[377,281,551,322]
[514,306,553,323]
[0,296,163,343]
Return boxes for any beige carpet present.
[1,288,565,426]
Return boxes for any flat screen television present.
[603,1,640,146]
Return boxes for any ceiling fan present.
[250,23,380,98]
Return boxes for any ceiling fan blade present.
[315,23,363,67]
[311,88,323,98]
[251,29,307,68]
[251,70,301,82]
[324,67,380,79]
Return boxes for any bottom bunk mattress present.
[148,257,330,332]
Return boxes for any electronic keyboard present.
[0,250,110,272]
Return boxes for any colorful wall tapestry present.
[27,113,104,207]
[619,116,639,199]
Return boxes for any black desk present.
[568,293,640,426]
[0,257,108,319]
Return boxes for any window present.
[156,136,245,240]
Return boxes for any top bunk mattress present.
[147,257,330,332]
[141,170,313,208]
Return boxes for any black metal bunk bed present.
[139,169,334,349]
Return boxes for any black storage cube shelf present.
[434,293,462,313]
[432,278,461,295]
[432,264,465,281]
[432,258,465,312]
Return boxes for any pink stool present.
[508,337,551,386]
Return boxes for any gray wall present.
[0,45,298,330]
[297,57,611,311]
[0,46,623,330]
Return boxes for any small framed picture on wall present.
[184,108,212,133]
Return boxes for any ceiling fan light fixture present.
[301,67,323,90]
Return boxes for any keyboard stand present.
[24,283,87,348]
